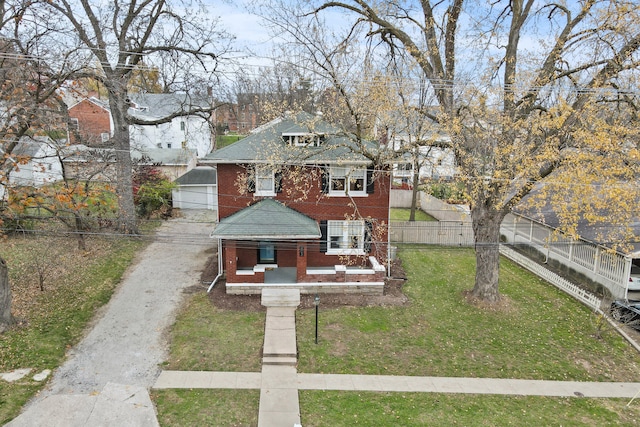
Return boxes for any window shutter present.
[275,170,283,193]
[364,220,373,253]
[319,220,328,252]
[366,167,375,194]
[321,166,330,193]
[247,165,255,193]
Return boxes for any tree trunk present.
[0,257,15,333]
[409,151,421,221]
[108,85,139,235]
[470,204,506,303]
[74,213,87,251]
[409,163,420,221]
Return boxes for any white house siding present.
[9,140,63,188]
[130,116,212,158]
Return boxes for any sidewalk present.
[154,370,640,399]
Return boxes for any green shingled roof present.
[174,167,216,185]
[203,111,378,165]
[211,199,321,239]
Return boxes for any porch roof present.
[210,198,321,240]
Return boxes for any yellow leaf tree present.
[302,0,640,302]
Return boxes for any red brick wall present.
[217,163,390,266]
[69,99,111,145]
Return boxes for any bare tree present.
[270,0,640,303]
[32,0,231,233]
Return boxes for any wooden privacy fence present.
[389,221,475,246]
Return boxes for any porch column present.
[296,243,307,282]
[226,240,237,281]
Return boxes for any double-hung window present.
[327,220,365,255]
[255,167,275,196]
[329,166,366,196]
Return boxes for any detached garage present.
[172,166,218,212]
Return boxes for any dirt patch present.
[199,255,410,311]
[462,290,516,314]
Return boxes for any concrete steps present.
[262,356,297,366]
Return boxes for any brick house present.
[202,111,390,295]
[67,97,113,145]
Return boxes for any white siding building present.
[128,93,214,158]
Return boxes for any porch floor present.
[264,267,296,284]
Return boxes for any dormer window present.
[283,133,323,147]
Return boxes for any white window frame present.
[327,220,365,255]
[101,132,110,143]
[69,117,79,130]
[329,166,367,196]
[284,133,321,147]
[255,166,276,196]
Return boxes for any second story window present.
[329,166,366,196]
[249,166,283,197]
[69,118,79,130]
[180,121,185,131]
[255,167,275,196]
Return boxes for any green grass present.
[152,389,259,427]
[0,234,146,424]
[162,293,265,372]
[216,134,244,149]
[299,392,640,426]
[297,247,640,381]
[389,208,437,221]
[155,246,640,425]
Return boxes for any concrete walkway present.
[154,370,640,398]
[6,211,217,427]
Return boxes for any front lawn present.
[162,292,265,372]
[297,247,640,381]
[155,246,640,425]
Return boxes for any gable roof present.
[68,96,110,112]
[203,111,378,165]
[13,136,55,157]
[210,198,321,239]
[174,166,216,185]
[132,147,196,166]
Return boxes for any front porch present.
[210,198,386,295]
[226,259,386,295]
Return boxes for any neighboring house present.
[128,93,214,158]
[379,111,456,186]
[6,136,63,189]
[61,145,196,183]
[202,111,390,295]
[392,146,456,186]
[212,94,260,134]
[67,97,114,145]
[172,166,217,211]
[132,147,197,181]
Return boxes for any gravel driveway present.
[40,211,215,396]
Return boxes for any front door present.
[258,241,276,264]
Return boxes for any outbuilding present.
[171,166,217,212]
